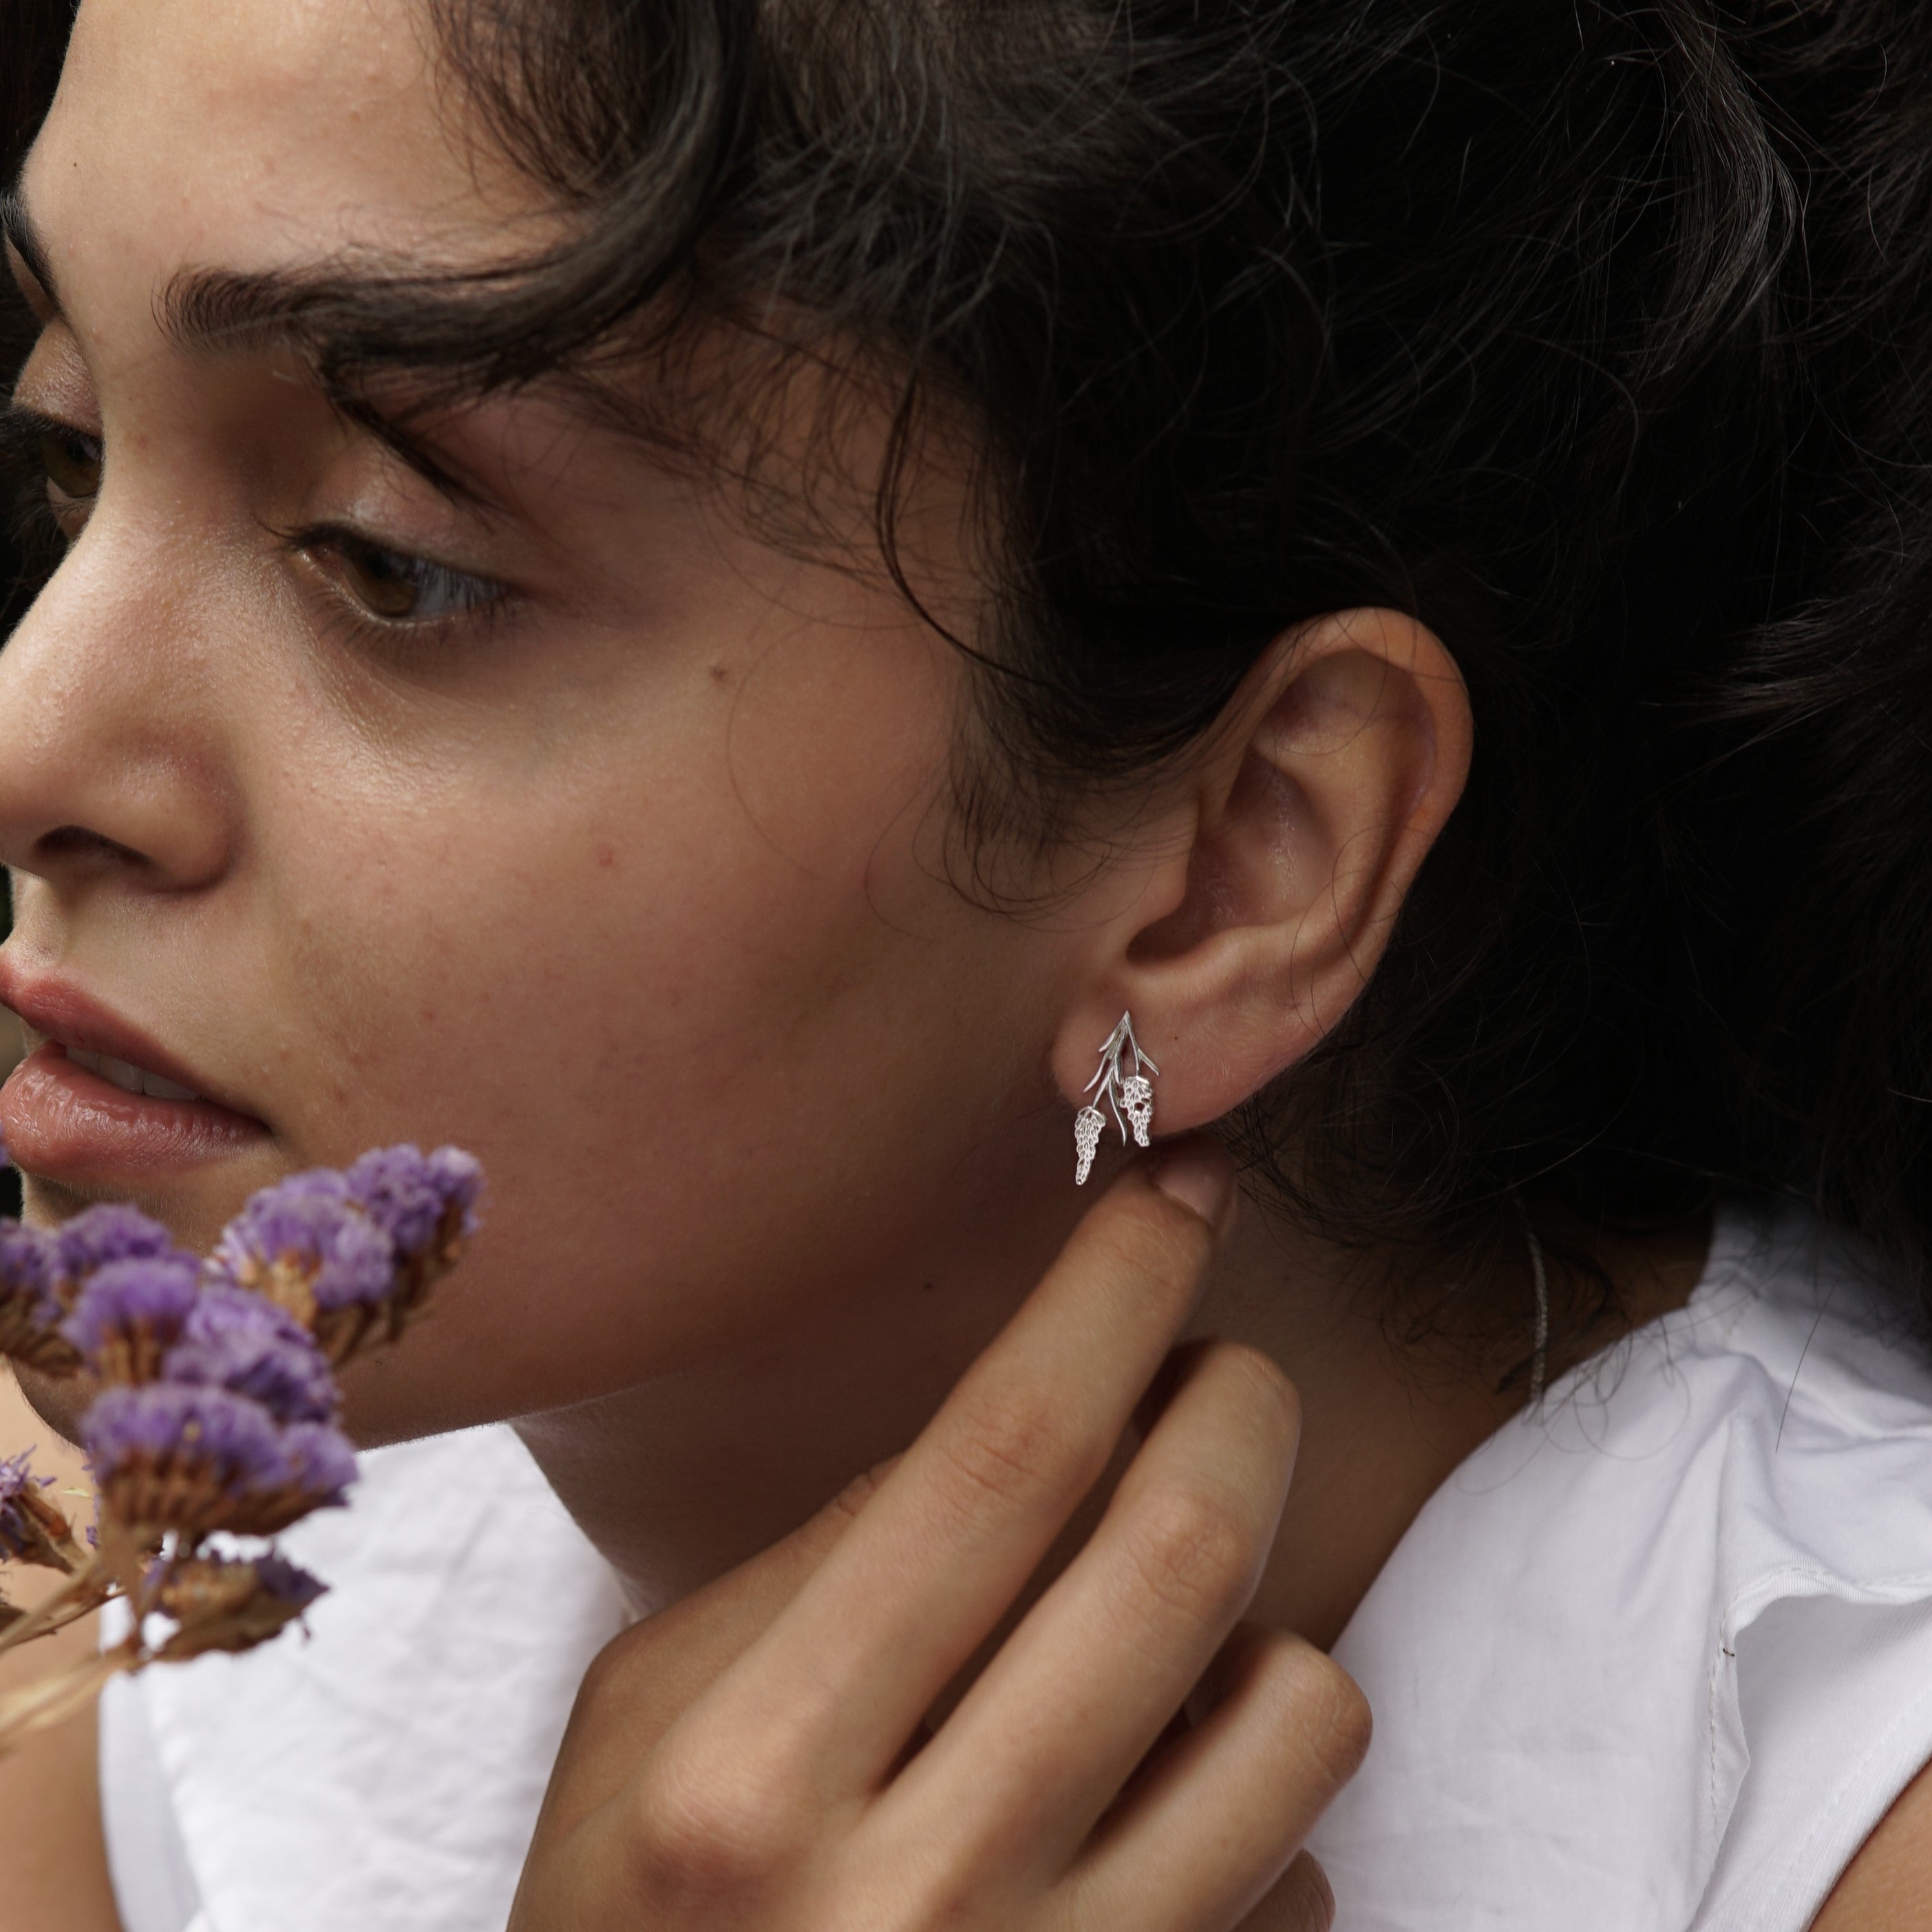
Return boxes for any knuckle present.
[570,1617,661,1721]
[1122,1476,1262,1624]
[573,1628,639,1707]
[632,1739,808,1898]
[1084,1198,1215,1308]
[938,1384,1078,1513]
[827,1458,891,1526]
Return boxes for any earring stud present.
[1074,1012,1160,1185]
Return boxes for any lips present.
[0,966,268,1181]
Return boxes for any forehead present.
[24,0,542,328]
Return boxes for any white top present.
[1306,1202,1932,1929]
[98,1425,630,1932]
[100,1204,1932,1931]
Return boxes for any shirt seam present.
[1706,1569,1932,1834]
[1698,1622,1932,1930]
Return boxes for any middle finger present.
[883,1337,1299,1870]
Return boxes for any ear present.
[1050,608,1472,1134]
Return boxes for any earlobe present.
[1051,609,1471,1140]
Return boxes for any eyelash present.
[0,404,95,575]
[273,520,516,641]
[0,401,516,641]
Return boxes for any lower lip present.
[0,1043,269,1180]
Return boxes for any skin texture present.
[0,0,1888,1923]
[1813,1760,1932,1931]
[509,1154,1370,1931]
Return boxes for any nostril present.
[34,825,150,868]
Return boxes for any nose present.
[0,531,235,905]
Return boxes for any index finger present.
[698,1142,1237,1796]
[524,1454,902,1857]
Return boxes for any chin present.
[12,1362,92,1453]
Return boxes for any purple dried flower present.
[253,1553,328,1613]
[54,1204,190,1291]
[0,1450,84,1571]
[206,1171,395,1333]
[206,1151,480,1366]
[0,1206,195,1378]
[63,1255,201,1385]
[277,1421,359,1500]
[0,1225,52,1308]
[0,1118,9,1169]
[0,1452,41,1507]
[153,1551,329,1661]
[333,1143,481,1358]
[344,1144,483,1259]
[83,1384,356,1537]
[160,1286,337,1425]
[0,1221,73,1374]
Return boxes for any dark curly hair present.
[9,0,1932,1366]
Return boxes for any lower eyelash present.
[275,524,521,646]
[0,403,109,592]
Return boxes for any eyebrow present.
[1,184,496,509]
[1,187,62,315]
[4,180,428,361]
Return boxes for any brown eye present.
[38,425,101,504]
[335,532,426,619]
[304,527,502,628]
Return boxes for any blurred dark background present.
[0,6,68,1220]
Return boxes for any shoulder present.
[1816,1756,1932,1930]
[1310,1201,1932,1932]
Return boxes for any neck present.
[516,1178,1707,1648]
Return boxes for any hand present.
[509,1145,1369,1931]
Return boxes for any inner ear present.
[1050,609,1469,1134]
[1129,751,1309,963]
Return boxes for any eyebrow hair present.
[1,180,497,509]
[0,187,63,315]
[157,265,501,507]
[160,260,399,361]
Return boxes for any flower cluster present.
[150,1551,330,1662]
[0,1453,88,1580]
[0,1143,481,1743]
[209,1145,482,1364]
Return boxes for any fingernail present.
[1151,1144,1234,1225]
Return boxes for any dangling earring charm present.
[1074,1012,1161,1185]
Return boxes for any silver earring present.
[1074,1012,1160,1185]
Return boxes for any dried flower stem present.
[0,1646,134,1756]
[0,1555,115,1659]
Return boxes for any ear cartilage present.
[1074,1012,1161,1184]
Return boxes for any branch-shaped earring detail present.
[1074,1012,1161,1185]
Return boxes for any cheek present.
[272,611,959,1140]
[248,613,1053,1431]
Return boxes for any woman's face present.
[0,0,1116,1441]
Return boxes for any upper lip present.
[0,956,254,1118]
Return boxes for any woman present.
[4,0,1932,1924]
